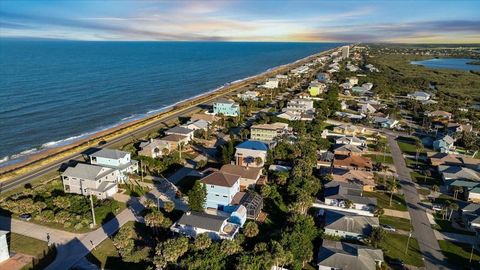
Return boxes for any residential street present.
[387,134,449,269]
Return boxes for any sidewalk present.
[383,209,411,219]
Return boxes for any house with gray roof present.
[138,138,171,158]
[170,211,240,240]
[323,181,377,215]
[407,91,431,101]
[61,163,118,199]
[165,126,195,141]
[89,148,138,183]
[317,240,384,270]
[324,211,379,240]
[433,135,456,153]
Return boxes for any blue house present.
[433,135,455,153]
[213,99,240,117]
[89,148,138,183]
[201,171,240,210]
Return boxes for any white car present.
[381,224,396,232]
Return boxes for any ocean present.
[0,40,341,166]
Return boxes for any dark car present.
[98,140,107,146]
[387,258,405,269]
[19,213,32,221]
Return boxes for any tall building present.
[341,45,349,59]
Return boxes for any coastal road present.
[387,134,449,270]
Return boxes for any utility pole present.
[157,196,160,212]
[140,159,144,183]
[469,244,474,263]
[90,192,96,226]
[405,229,412,254]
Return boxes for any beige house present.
[220,164,264,190]
[160,134,189,153]
[250,122,290,142]
[138,138,171,158]
[331,168,376,191]
[333,124,365,136]
[234,141,268,168]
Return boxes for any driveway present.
[388,135,449,269]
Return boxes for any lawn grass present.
[433,215,476,236]
[397,139,419,155]
[439,240,480,269]
[410,171,443,186]
[364,154,394,164]
[379,216,413,231]
[176,175,202,194]
[364,191,408,211]
[8,233,55,270]
[380,233,424,267]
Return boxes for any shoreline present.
[0,46,338,180]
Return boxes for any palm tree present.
[243,221,259,238]
[373,206,384,217]
[448,202,459,220]
[432,185,440,194]
[453,186,463,199]
[343,199,354,209]
[423,169,431,184]
[145,210,165,235]
[386,177,400,207]
[415,139,424,166]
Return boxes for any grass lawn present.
[176,175,202,194]
[439,240,480,269]
[405,157,428,168]
[364,154,394,164]
[417,188,431,196]
[379,216,413,231]
[364,191,408,211]
[380,233,424,267]
[397,138,419,155]
[433,215,476,236]
[8,233,56,270]
[410,171,443,186]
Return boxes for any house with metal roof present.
[89,148,138,183]
[170,211,240,240]
[324,211,379,240]
[235,140,268,168]
[61,163,119,199]
[317,240,384,270]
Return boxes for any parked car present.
[381,224,396,232]
[98,140,107,146]
[19,213,32,221]
[386,258,405,269]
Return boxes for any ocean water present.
[411,58,480,71]
[0,40,341,166]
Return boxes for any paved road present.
[387,135,449,270]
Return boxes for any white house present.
[170,211,240,240]
[89,148,138,183]
[182,119,209,131]
[235,141,269,168]
[61,163,119,199]
[138,139,171,158]
[407,91,431,101]
[165,126,195,141]
[335,136,366,147]
[262,78,280,89]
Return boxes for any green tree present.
[196,159,207,170]
[243,221,259,238]
[154,237,189,268]
[192,233,212,251]
[343,199,354,209]
[145,210,165,234]
[373,206,384,217]
[386,177,400,207]
[163,201,175,213]
[188,181,207,211]
[368,227,386,248]
[220,239,242,256]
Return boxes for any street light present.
[405,229,412,254]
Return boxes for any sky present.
[1,0,479,43]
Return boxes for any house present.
[333,154,373,171]
[427,110,453,120]
[324,181,377,213]
[351,86,372,96]
[335,136,366,147]
[362,83,373,91]
[286,99,315,115]
[331,168,376,191]
[291,65,309,76]
[333,144,364,156]
[341,101,348,110]
[171,211,240,240]
[407,91,431,101]
[261,78,280,89]
[440,165,480,183]
[317,240,384,270]
[308,80,327,96]
[190,113,219,123]
[372,116,399,129]
[183,119,209,131]
[237,90,259,101]
[231,191,264,220]
[358,103,376,114]
[433,135,455,153]
[250,122,290,142]
[201,171,240,210]
[277,111,301,121]
[446,123,473,135]
[213,99,240,117]
[317,151,335,168]
[461,203,480,230]
[61,163,119,199]
[333,125,365,136]
[220,164,263,190]
[347,77,358,86]
[159,134,190,152]
[316,72,330,82]
[235,140,269,168]
[324,211,379,240]
[89,148,138,183]
[428,152,464,167]
[468,187,480,203]
[165,126,195,141]
[138,138,171,158]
